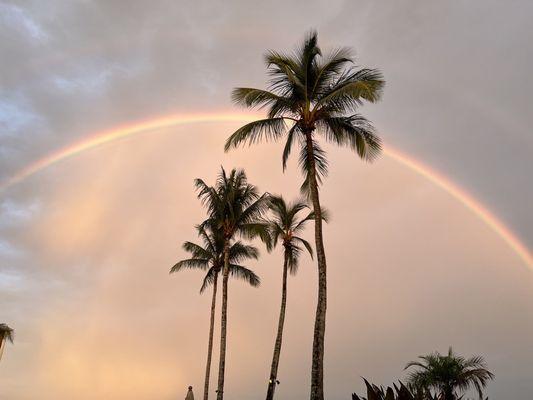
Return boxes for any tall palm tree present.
[195,167,271,400]
[0,324,14,361]
[171,224,260,400]
[405,347,495,400]
[225,31,384,400]
[265,196,315,400]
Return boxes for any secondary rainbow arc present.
[1,112,530,268]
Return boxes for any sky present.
[0,1,532,399]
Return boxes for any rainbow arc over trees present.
[1,112,530,268]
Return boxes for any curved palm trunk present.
[216,242,230,400]
[203,272,219,400]
[265,255,289,400]
[305,131,328,400]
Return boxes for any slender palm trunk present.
[305,131,328,400]
[265,255,289,400]
[203,272,219,400]
[216,242,230,400]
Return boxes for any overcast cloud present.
[0,1,532,399]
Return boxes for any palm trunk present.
[265,255,290,400]
[203,272,219,400]
[443,387,455,400]
[305,131,328,400]
[216,242,230,400]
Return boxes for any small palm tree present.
[195,167,271,400]
[265,196,315,400]
[405,347,495,400]
[225,31,384,400]
[0,324,14,361]
[171,224,260,400]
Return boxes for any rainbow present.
[1,112,531,268]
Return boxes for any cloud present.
[0,1,532,399]
[0,3,47,41]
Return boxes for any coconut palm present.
[225,31,384,400]
[0,324,14,361]
[405,347,494,400]
[195,167,271,400]
[265,195,315,400]
[171,224,260,400]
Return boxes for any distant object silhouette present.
[0,324,14,361]
[185,386,194,400]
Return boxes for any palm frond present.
[199,267,219,293]
[319,115,382,161]
[281,123,302,171]
[239,222,272,250]
[311,47,353,96]
[265,50,305,97]
[316,67,384,109]
[225,118,287,151]
[182,241,212,259]
[293,236,313,258]
[229,241,260,263]
[284,243,303,274]
[228,264,261,287]
[170,258,210,273]
[298,139,328,195]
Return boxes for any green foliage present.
[267,195,314,273]
[405,348,494,400]
[170,223,260,293]
[194,167,271,249]
[351,379,440,400]
[226,30,385,194]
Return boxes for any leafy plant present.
[352,379,440,400]
[405,348,494,400]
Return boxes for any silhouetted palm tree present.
[0,324,14,361]
[171,224,260,400]
[195,167,271,400]
[225,30,384,400]
[405,347,494,400]
[265,196,315,400]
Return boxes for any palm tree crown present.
[405,347,495,400]
[170,224,261,292]
[268,195,315,271]
[225,30,385,193]
[195,167,271,246]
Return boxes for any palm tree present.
[195,167,271,400]
[405,347,495,400]
[225,31,384,400]
[0,324,14,361]
[171,224,260,400]
[265,195,315,400]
